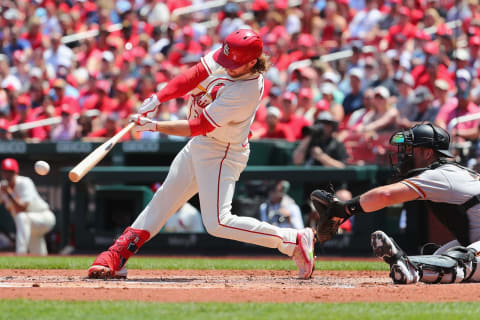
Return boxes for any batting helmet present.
[213,29,263,69]
[1,158,19,173]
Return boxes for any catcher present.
[311,123,480,284]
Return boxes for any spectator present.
[88,114,126,141]
[279,91,311,141]
[50,78,80,115]
[293,111,348,168]
[369,55,398,97]
[347,0,383,40]
[432,79,453,110]
[259,106,294,141]
[259,180,304,229]
[51,105,78,141]
[82,80,114,113]
[0,158,55,255]
[75,113,93,140]
[43,32,74,73]
[296,87,315,121]
[394,71,415,122]
[319,82,344,122]
[397,86,439,129]
[342,68,364,117]
[435,69,480,141]
[168,26,202,67]
[338,87,376,142]
[355,86,398,137]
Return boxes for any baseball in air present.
[34,161,50,176]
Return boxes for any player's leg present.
[372,230,478,284]
[192,142,314,278]
[464,240,480,282]
[89,143,199,278]
[432,240,461,254]
[13,212,31,254]
[27,235,47,256]
[25,210,55,255]
[371,230,420,284]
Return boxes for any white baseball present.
[34,160,50,176]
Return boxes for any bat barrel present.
[68,122,135,183]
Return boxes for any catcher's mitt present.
[310,189,350,243]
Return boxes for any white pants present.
[14,210,55,255]
[132,136,298,256]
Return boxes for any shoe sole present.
[88,266,127,279]
[371,231,395,259]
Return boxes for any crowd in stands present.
[1,0,480,166]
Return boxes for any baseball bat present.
[68,122,135,183]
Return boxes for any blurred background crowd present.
[1,0,480,167]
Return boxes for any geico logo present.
[0,142,27,153]
[122,141,159,152]
[56,142,93,153]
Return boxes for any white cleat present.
[292,228,315,279]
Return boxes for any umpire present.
[311,123,480,284]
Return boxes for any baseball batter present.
[88,29,315,279]
[0,158,56,255]
[311,124,480,284]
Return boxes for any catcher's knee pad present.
[408,246,477,284]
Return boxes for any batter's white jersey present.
[132,52,299,257]
[189,52,264,145]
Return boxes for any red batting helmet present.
[1,158,19,173]
[213,29,263,69]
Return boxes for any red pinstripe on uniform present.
[216,143,296,245]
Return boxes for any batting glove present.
[130,114,157,132]
[138,94,160,119]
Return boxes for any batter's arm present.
[155,63,209,103]
[131,113,215,137]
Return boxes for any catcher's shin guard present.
[88,227,150,278]
[408,246,478,284]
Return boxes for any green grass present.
[0,255,388,271]
[1,301,479,320]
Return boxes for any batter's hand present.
[129,114,157,132]
[138,94,160,119]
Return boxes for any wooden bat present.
[68,122,135,182]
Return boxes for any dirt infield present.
[1,269,480,302]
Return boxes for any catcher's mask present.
[389,123,453,178]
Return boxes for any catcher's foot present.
[292,228,315,279]
[371,230,418,284]
[88,250,127,279]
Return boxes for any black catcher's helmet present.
[389,123,453,177]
